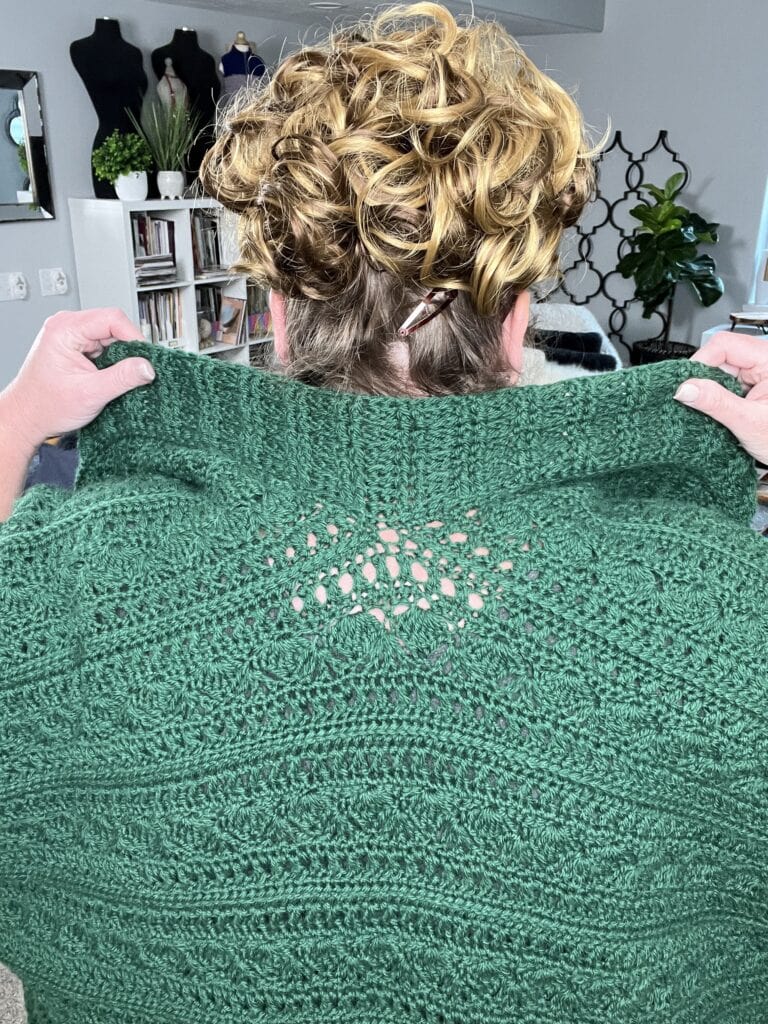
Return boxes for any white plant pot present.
[114,170,148,201]
[157,170,185,200]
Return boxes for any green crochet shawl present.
[1,341,767,1024]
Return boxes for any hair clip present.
[396,288,457,337]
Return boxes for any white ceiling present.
[146,0,605,35]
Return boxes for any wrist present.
[0,387,47,456]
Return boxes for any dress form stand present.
[219,30,266,100]
[157,57,189,111]
[70,17,147,198]
[151,28,220,184]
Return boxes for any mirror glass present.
[0,70,54,222]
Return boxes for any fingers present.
[746,379,768,403]
[44,308,144,356]
[95,307,144,343]
[674,377,768,462]
[691,331,768,387]
[84,357,156,410]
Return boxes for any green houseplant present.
[617,172,724,365]
[17,142,28,180]
[127,103,200,199]
[92,129,152,200]
[15,142,36,210]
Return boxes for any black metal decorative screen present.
[548,130,690,355]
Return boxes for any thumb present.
[88,357,156,407]
[674,377,743,422]
[674,376,763,446]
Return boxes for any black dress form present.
[151,29,221,183]
[70,18,148,198]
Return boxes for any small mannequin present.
[151,28,220,181]
[219,30,266,98]
[70,17,148,198]
[157,57,189,110]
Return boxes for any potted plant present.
[617,172,725,365]
[127,102,200,200]
[92,129,152,201]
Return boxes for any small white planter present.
[157,170,185,200]
[114,170,148,201]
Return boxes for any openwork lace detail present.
[282,504,532,631]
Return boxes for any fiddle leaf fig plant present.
[617,172,724,342]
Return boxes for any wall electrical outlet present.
[39,268,69,297]
[0,273,29,301]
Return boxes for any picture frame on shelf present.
[218,295,246,345]
[196,283,219,349]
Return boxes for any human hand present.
[0,308,154,451]
[673,331,768,464]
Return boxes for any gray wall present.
[523,0,768,349]
[0,0,301,389]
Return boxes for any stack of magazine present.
[135,253,176,287]
[132,213,177,286]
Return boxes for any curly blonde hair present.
[200,2,597,394]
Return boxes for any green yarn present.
[1,340,767,1023]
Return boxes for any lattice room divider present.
[548,131,690,357]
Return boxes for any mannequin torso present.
[70,18,148,198]
[220,45,266,96]
[157,57,189,110]
[151,28,220,180]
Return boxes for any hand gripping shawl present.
[1,341,767,1024]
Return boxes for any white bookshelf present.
[68,197,273,367]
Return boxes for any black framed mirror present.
[0,70,54,222]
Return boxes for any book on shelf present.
[246,282,272,339]
[138,289,183,346]
[131,213,176,258]
[195,265,232,280]
[191,209,224,276]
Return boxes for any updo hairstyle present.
[200,3,597,394]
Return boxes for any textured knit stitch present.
[1,340,768,1024]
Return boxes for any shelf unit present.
[68,197,273,367]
